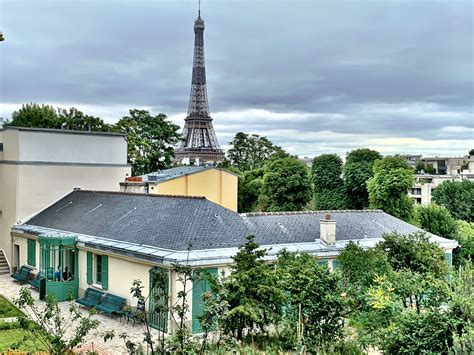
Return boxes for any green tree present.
[455,220,474,262]
[276,251,346,349]
[238,168,265,212]
[312,154,349,210]
[414,160,436,174]
[58,107,111,132]
[432,180,474,222]
[13,287,113,353]
[415,203,458,240]
[8,103,61,128]
[344,148,382,209]
[114,109,182,176]
[376,231,447,278]
[227,132,289,172]
[338,242,392,302]
[222,235,283,340]
[367,157,414,221]
[262,158,312,211]
[8,103,110,132]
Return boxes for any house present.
[0,127,131,271]
[11,189,457,333]
[119,166,238,212]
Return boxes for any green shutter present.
[318,259,328,267]
[149,267,169,332]
[27,239,36,267]
[86,252,93,285]
[332,259,340,270]
[101,255,108,290]
[192,268,218,333]
[444,252,453,267]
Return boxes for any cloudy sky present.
[0,0,472,157]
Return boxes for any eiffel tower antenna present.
[174,1,225,165]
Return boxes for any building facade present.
[0,127,131,266]
[11,190,457,333]
[119,166,238,211]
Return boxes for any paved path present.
[0,274,162,354]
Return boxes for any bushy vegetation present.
[124,232,471,354]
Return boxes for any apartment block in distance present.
[0,127,131,269]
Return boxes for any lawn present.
[0,295,23,318]
[0,327,49,352]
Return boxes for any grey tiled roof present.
[25,190,249,251]
[23,191,434,251]
[242,210,427,245]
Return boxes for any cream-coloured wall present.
[157,177,187,195]
[0,128,131,262]
[77,249,153,307]
[220,172,238,212]
[11,234,28,268]
[18,130,127,165]
[16,165,130,222]
[0,164,19,257]
[155,169,238,212]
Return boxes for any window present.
[87,252,108,289]
[96,255,103,284]
[411,188,422,195]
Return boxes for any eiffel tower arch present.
[174,7,225,165]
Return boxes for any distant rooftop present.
[0,126,126,137]
[137,165,237,184]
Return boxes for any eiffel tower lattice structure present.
[174,5,225,165]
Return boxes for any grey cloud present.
[0,0,472,156]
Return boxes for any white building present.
[0,127,131,271]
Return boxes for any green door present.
[192,268,218,333]
[149,267,169,332]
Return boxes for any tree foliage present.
[414,160,436,174]
[367,157,414,221]
[455,220,474,262]
[276,251,346,349]
[238,168,265,212]
[376,231,447,278]
[262,157,312,211]
[114,109,182,176]
[13,287,113,353]
[311,154,349,210]
[222,235,283,340]
[432,180,474,222]
[8,103,110,131]
[344,149,382,209]
[226,132,289,172]
[415,203,458,240]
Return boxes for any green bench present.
[96,293,126,316]
[28,271,45,289]
[11,265,33,283]
[75,288,105,308]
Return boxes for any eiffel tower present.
[174,3,225,165]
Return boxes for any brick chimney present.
[320,213,336,245]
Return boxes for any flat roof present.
[0,126,127,138]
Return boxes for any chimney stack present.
[320,213,336,245]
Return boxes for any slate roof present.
[22,190,435,252]
[242,211,427,245]
[25,190,249,251]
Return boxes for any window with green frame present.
[192,268,218,333]
[27,239,36,267]
[86,251,108,290]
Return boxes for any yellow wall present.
[154,168,238,212]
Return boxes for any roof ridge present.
[76,190,206,200]
[241,209,383,217]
